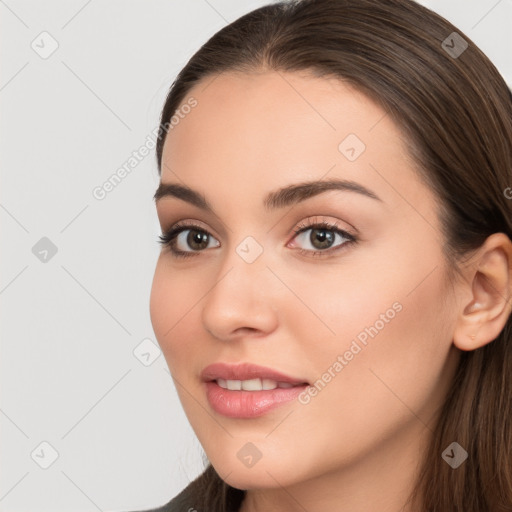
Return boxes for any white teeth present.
[215,378,300,391]
[262,379,278,390]
[241,378,263,391]
[217,378,227,388]
[227,379,242,390]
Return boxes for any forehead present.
[163,69,390,159]
[160,70,431,217]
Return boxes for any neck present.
[238,419,431,512]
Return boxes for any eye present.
[158,221,220,258]
[288,218,357,258]
[158,218,358,259]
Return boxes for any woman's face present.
[150,70,462,493]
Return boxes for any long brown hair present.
[154,1,512,510]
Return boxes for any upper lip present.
[201,362,309,385]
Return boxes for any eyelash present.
[157,218,358,259]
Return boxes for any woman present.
[145,0,512,510]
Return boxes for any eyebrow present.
[153,178,382,213]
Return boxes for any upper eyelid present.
[175,221,221,240]
[157,200,360,236]
[165,218,355,244]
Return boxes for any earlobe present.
[452,233,512,352]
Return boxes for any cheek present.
[300,262,456,447]
[149,260,203,373]
[289,235,456,425]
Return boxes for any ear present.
[452,232,512,351]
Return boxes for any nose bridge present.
[201,233,278,339]
[216,232,269,290]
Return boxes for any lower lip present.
[205,381,309,418]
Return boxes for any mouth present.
[213,377,308,391]
[200,362,310,387]
[201,362,310,418]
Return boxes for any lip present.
[201,362,310,419]
[200,362,309,385]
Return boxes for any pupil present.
[189,230,208,249]
[311,229,333,249]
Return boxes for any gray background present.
[1,1,510,511]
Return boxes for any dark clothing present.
[129,478,245,512]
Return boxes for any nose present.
[201,244,279,341]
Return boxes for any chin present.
[205,446,312,491]
[217,464,291,491]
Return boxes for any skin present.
[150,70,512,512]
